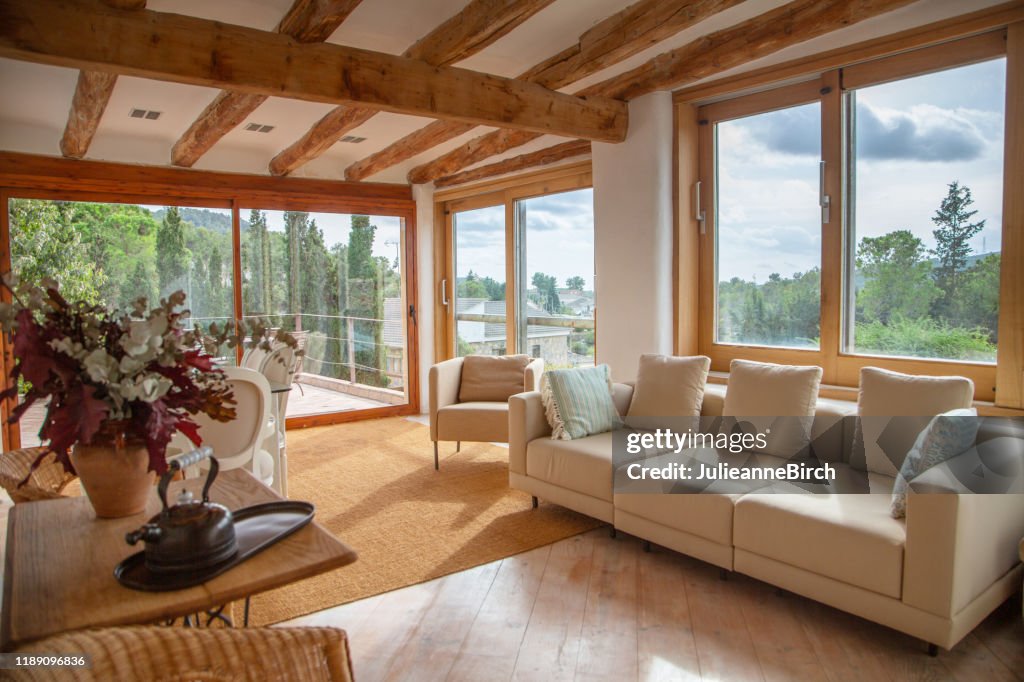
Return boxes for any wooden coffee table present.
[1,468,356,649]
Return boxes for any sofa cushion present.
[436,401,510,443]
[734,485,906,598]
[627,354,710,429]
[856,367,974,477]
[723,359,823,458]
[614,492,736,546]
[458,354,530,403]
[542,364,619,440]
[527,432,614,501]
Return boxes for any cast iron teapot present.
[125,446,239,574]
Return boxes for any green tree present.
[954,253,1000,342]
[8,199,104,304]
[245,209,272,313]
[565,275,586,291]
[931,181,985,318]
[156,206,189,296]
[531,272,561,313]
[346,215,387,387]
[458,270,488,299]
[856,230,940,325]
[283,211,308,329]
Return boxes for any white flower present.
[118,373,172,403]
[49,336,87,360]
[119,354,145,376]
[121,315,168,358]
[82,348,120,384]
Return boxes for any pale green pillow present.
[542,364,619,440]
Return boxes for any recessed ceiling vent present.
[340,135,366,144]
[129,108,161,120]
[244,123,276,133]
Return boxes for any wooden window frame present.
[433,162,593,363]
[693,32,1018,403]
[0,152,420,448]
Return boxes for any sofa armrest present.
[509,391,550,476]
[525,358,544,392]
[903,490,1024,618]
[429,357,465,441]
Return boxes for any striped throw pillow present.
[542,364,620,440]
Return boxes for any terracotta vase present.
[70,424,155,518]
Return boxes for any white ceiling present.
[0,0,1006,185]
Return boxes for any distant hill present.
[149,207,249,234]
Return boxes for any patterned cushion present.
[542,364,619,440]
[890,408,979,518]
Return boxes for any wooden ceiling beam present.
[407,0,920,185]
[60,71,118,159]
[0,0,625,145]
[433,139,591,189]
[589,0,919,100]
[59,0,149,160]
[268,0,555,177]
[170,0,363,168]
[346,0,740,182]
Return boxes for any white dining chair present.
[256,343,298,497]
[168,366,275,489]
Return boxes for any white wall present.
[592,91,675,382]
[413,183,435,413]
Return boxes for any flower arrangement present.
[0,275,297,477]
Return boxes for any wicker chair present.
[8,626,355,681]
[0,447,77,503]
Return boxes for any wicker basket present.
[0,447,77,503]
[8,626,355,681]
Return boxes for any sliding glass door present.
[451,204,508,357]
[5,199,237,447]
[2,195,418,450]
[240,208,413,419]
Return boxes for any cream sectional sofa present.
[508,382,1024,652]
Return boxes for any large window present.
[715,102,821,349]
[846,60,1005,362]
[451,204,506,357]
[240,209,411,417]
[695,33,1011,400]
[438,167,595,369]
[517,188,595,367]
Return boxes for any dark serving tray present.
[114,500,315,592]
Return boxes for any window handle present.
[694,181,706,234]
[440,278,449,307]
[819,160,831,224]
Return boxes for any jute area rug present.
[248,417,602,625]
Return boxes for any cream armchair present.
[429,355,544,470]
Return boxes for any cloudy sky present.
[453,188,595,291]
[717,57,1007,283]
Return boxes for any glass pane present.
[715,101,822,348]
[452,205,507,357]
[240,210,409,417]
[517,188,595,368]
[847,59,1004,362]
[7,200,235,446]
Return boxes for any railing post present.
[347,317,356,384]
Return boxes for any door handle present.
[440,278,449,307]
[819,160,831,224]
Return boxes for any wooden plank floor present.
[283,526,1024,682]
